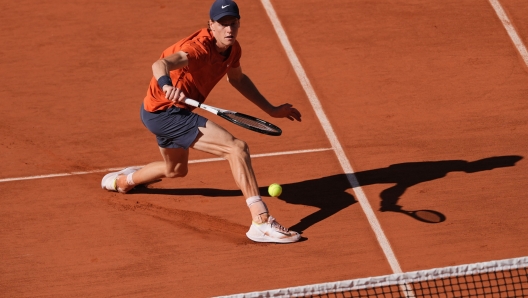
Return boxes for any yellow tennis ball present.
[268,183,282,197]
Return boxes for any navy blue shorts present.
[140,103,208,149]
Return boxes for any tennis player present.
[101,0,301,243]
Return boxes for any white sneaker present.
[246,215,301,243]
[101,167,142,193]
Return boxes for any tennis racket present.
[184,98,282,136]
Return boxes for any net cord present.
[216,256,528,298]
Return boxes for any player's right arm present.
[152,51,189,103]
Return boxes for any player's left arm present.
[227,66,301,122]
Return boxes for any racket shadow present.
[383,207,447,224]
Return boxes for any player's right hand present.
[163,85,187,104]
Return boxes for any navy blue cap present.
[209,0,240,21]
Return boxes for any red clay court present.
[1,0,528,297]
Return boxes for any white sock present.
[126,172,135,186]
[246,196,268,223]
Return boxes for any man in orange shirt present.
[101,0,302,243]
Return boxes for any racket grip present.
[184,98,200,107]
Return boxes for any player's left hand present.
[270,104,302,121]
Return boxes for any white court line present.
[489,0,528,67]
[260,0,403,276]
[0,148,331,183]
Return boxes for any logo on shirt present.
[222,5,230,9]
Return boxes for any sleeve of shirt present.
[180,41,209,71]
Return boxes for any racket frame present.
[184,98,282,136]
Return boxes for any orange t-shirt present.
[143,28,242,112]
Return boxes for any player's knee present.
[231,139,249,156]
[165,166,188,178]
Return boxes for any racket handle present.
[184,98,200,107]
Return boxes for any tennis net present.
[218,256,528,298]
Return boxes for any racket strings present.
[224,113,279,133]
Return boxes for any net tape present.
[217,256,528,298]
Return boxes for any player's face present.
[210,16,240,52]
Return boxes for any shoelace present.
[269,217,289,233]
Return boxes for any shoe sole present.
[246,232,301,243]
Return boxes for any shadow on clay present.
[130,155,522,233]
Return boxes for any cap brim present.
[212,12,240,21]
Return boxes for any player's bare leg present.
[191,120,300,243]
[191,121,258,198]
[111,148,190,193]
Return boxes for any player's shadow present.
[132,155,522,233]
[351,155,522,225]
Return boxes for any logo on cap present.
[210,0,240,21]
